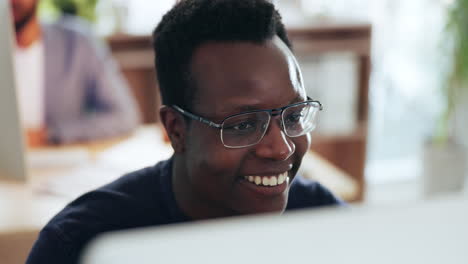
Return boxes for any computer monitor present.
[81,196,468,264]
[0,1,28,181]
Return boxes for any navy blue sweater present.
[27,158,343,264]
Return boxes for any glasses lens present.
[221,112,270,148]
[282,102,319,137]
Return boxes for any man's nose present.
[254,118,295,161]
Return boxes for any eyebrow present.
[217,94,306,117]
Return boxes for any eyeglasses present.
[172,97,323,148]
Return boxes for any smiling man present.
[27,0,343,263]
[167,37,322,217]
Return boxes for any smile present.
[243,172,288,187]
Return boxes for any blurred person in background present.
[10,0,140,146]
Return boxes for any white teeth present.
[255,176,262,185]
[279,172,288,185]
[244,172,289,187]
[278,173,285,185]
[270,177,277,186]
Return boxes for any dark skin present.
[160,37,311,220]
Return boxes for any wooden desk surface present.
[0,125,357,232]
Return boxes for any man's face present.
[10,0,38,27]
[182,38,310,216]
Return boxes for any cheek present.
[187,129,250,206]
[293,133,311,157]
[186,126,246,185]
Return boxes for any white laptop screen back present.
[81,197,468,264]
[0,1,27,181]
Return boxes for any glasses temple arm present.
[172,105,222,129]
[306,96,323,111]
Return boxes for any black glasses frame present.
[172,96,323,130]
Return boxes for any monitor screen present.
[0,0,27,181]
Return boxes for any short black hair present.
[152,0,292,110]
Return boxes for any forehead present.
[190,37,305,118]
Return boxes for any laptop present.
[81,196,468,264]
[0,0,28,181]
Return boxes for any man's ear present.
[160,106,187,153]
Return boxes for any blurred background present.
[2,1,468,263]
[36,0,468,201]
[34,0,466,204]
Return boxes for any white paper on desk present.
[27,148,91,169]
[96,128,174,172]
[33,164,126,199]
[32,127,174,199]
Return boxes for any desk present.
[0,125,357,263]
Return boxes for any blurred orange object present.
[26,128,47,148]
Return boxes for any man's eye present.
[233,122,255,131]
[286,113,303,124]
[225,121,257,132]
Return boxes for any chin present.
[234,194,289,216]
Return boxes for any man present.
[10,0,140,145]
[27,0,343,263]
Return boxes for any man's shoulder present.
[286,175,345,211]
[51,159,171,227]
[27,160,173,263]
[47,164,158,231]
